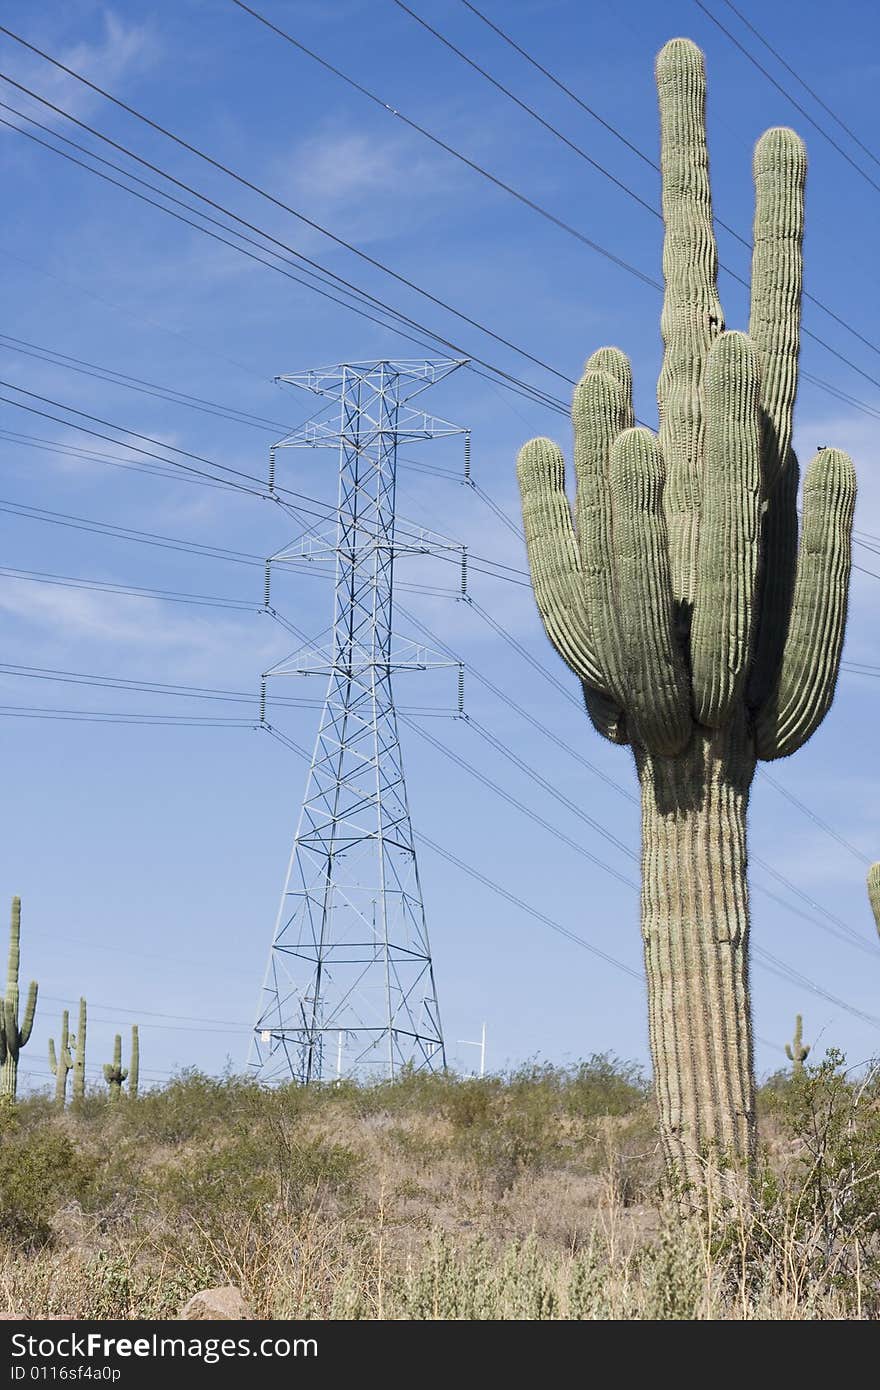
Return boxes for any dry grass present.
[0,1053,877,1319]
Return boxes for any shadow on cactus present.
[517,38,856,1194]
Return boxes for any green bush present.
[0,1111,95,1246]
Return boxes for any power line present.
[716,0,880,173]
[458,0,656,171]
[0,39,578,410]
[456,0,880,369]
[0,332,299,433]
[399,601,878,958]
[0,662,455,718]
[264,722,880,1029]
[0,380,475,549]
[0,497,265,567]
[693,0,880,197]
[0,427,242,492]
[37,991,250,1031]
[402,714,638,885]
[5,21,880,430]
[392,0,660,224]
[757,766,870,866]
[0,565,260,612]
[0,705,257,726]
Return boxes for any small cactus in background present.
[785,1014,810,1076]
[0,897,38,1101]
[48,1009,74,1108]
[103,1034,128,1100]
[72,998,87,1103]
[868,864,880,936]
[129,1024,139,1100]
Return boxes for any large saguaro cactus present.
[517,39,856,1189]
[0,897,38,1102]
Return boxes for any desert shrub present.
[751,1049,880,1310]
[563,1054,649,1117]
[0,1110,95,1247]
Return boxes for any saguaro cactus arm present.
[754,449,856,759]
[690,333,763,728]
[17,980,37,1050]
[517,439,607,690]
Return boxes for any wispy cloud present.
[1,10,158,124]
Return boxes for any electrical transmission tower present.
[251,360,467,1084]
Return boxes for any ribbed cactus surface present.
[785,1014,810,1076]
[517,39,856,1192]
[0,897,38,1102]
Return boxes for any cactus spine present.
[72,998,87,1103]
[784,1014,810,1075]
[103,1033,128,1100]
[868,865,880,937]
[48,1009,74,1108]
[129,1025,139,1100]
[517,39,855,1193]
[0,897,39,1101]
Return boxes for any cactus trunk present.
[72,999,87,1103]
[129,1025,139,1100]
[638,722,755,1184]
[1,898,37,1103]
[1,899,21,1101]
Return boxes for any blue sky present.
[1,0,879,1094]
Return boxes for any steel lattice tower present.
[251,360,466,1083]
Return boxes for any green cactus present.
[129,1024,139,1100]
[0,897,39,1102]
[517,38,856,1191]
[784,1014,810,1076]
[72,998,87,1103]
[103,1033,128,1100]
[48,1009,74,1108]
[868,865,880,937]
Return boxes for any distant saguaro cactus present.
[868,865,880,936]
[72,998,87,1103]
[48,1009,74,1108]
[0,897,38,1102]
[129,1025,139,1100]
[517,38,856,1191]
[103,1034,128,1101]
[785,1015,810,1076]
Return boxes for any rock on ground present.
[180,1286,252,1320]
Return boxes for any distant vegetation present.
[0,1053,878,1319]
